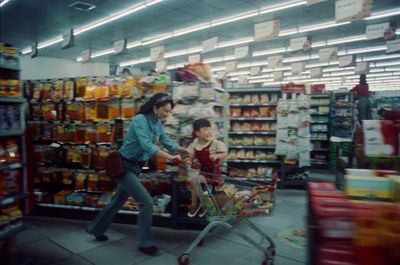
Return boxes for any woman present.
[86,93,187,255]
[351,74,372,123]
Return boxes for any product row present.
[229,107,277,118]
[0,170,21,199]
[0,138,20,165]
[228,136,276,146]
[0,79,20,97]
[29,122,124,144]
[310,98,330,105]
[28,99,137,122]
[0,43,19,66]
[0,205,23,238]
[227,150,278,161]
[0,105,22,133]
[228,167,280,178]
[231,122,277,132]
[24,75,170,101]
[229,93,279,104]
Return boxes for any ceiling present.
[1,0,400,90]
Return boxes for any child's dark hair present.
[193,118,211,131]
[138,93,175,114]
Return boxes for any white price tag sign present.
[82,49,91,63]
[254,20,280,41]
[238,75,248,85]
[335,0,372,23]
[310,67,323,78]
[306,0,328,5]
[234,46,249,59]
[338,55,355,67]
[150,46,165,61]
[156,60,167,72]
[319,47,338,62]
[62,29,74,49]
[225,62,237,73]
[292,62,305,75]
[273,71,284,81]
[202,37,218,53]
[217,71,226,79]
[290,36,308,52]
[250,67,261,76]
[355,62,369,74]
[366,22,390,40]
[386,39,400,54]
[188,54,201,64]
[114,39,127,55]
[268,55,283,69]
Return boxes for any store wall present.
[20,56,110,80]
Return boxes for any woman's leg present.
[87,184,128,237]
[118,172,154,248]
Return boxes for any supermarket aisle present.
[9,189,312,265]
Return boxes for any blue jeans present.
[87,159,154,247]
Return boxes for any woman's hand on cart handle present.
[171,155,184,165]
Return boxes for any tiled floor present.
[7,172,334,265]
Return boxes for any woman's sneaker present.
[187,205,201,217]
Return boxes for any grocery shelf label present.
[250,67,261,76]
[273,71,284,81]
[202,37,218,53]
[338,55,355,67]
[188,54,201,64]
[291,62,305,75]
[319,47,338,63]
[81,49,91,63]
[386,39,400,54]
[225,61,237,73]
[268,55,283,69]
[354,62,369,74]
[310,67,323,78]
[254,19,280,41]
[234,46,248,59]
[290,36,311,52]
[335,0,372,23]
[156,60,167,72]
[366,22,390,40]
[305,0,327,5]
[150,46,165,61]
[113,39,127,55]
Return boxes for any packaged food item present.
[228,150,237,160]
[98,174,114,192]
[241,122,252,131]
[97,124,114,142]
[259,107,270,117]
[95,101,110,121]
[64,79,75,101]
[75,124,86,144]
[33,82,43,101]
[41,124,54,141]
[84,84,96,100]
[261,122,271,131]
[251,94,259,103]
[243,94,251,103]
[87,173,99,191]
[55,124,65,142]
[42,103,57,121]
[42,82,52,100]
[75,173,87,191]
[94,147,108,169]
[76,77,88,98]
[260,94,269,103]
[85,125,97,143]
[251,108,260,117]
[245,150,255,159]
[237,150,246,159]
[66,102,85,121]
[5,140,20,163]
[7,79,20,97]
[80,147,91,169]
[110,99,120,119]
[270,94,279,103]
[94,84,109,100]
[242,109,251,117]
[230,107,242,118]
[242,136,254,146]
[31,103,42,120]
[122,77,137,98]
[0,143,7,166]
[232,122,242,132]
[121,99,135,119]
[256,151,267,160]
[0,79,7,97]
[53,80,64,100]
[85,102,96,122]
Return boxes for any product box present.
[345,175,394,200]
[363,120,399,157]
[345,169,398,177]
[388,175,400,203]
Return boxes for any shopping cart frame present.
[177,165,277,265]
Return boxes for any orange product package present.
[66,101,84,121]
[75,124,87,144]
[80,147,91,169]
[95,101,110,121]
[32,82,43,101]
[76,77,88,98]
[5,140,20,163]
[55,124,65,142]
[85,101,96,122]
[53,80,64,100]
[85,125,97,144]
[110,99,121,119]
[42,103,57,121]
[64,123,77,143]
[64,79,75,101]
[7,79,20,97]
[109,77,122,98]
[122,77,137,98]
[94,84,109,100]
[87,173,99,192]
[121,99,135,119]
[84,84,96,100]
[75,173,87,191]
[97,124,114,143]
[42,82,53,100]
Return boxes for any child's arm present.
[209,140,228,161]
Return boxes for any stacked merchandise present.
[374,90,400,114]
[25,74,174,216]
[227,88,281,180]
[0,43,27,242]
[275,93,311,185]
[309,94,330,166]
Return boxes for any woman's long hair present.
[138,93,175,114]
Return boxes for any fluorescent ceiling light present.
[347,45,386,55]
[126,41,142,49]
[211,11,259,26]
[37,37,64,49]
[260,0,306,14]
[217,37,254,48]
[173,23,211,37]
[120,57,151,67]
[298,21,350,33]
[253,48,287,57]
[283,55,311,63]
[365,8,400,20]
[360,54,400,62]
[92,49,115,58]
[279,28,298,37]
[375,61,400,67]
[142,33,173,45]
[327,35,366,45]
[311,41,326,48]
[0,0,12,8]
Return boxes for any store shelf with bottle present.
[226,87,282,182]
[0,43,28,242]
[308,93,331,166]
[330,91,354,139]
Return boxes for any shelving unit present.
[309,94,331,167]
[227,87,283,181]
[0,46,28,244]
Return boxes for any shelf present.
[0,130,25,137]
[0,192,25,206]
[0,63,20,71]
[227,159,280,164]
[229,145,275,149]
[311,161,329,165]
[214,87,225,93]
[229,131,276,135]
[309,94,330,98]
[310,104,330,107]
[37,203,172,218]
[311,130,328,132]
[230,117,276,121]
[229,103,277,107]
[311,121,329,124]
[227,87,281,93]
[311,139,329,141]
[0,162,23,171]
[227,177,273,181]
[311,149,329,152]
[0,97,26,103]
[310,113,329,116]
[0,223,27,241]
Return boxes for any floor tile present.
[275,255,305,265]
[15,227,46,247]
[26,218,82,238]
[52,228,126,254]
[133,252,200,265]
[13,238,72,264]
[51,255,93,265]
[78,236,160,265]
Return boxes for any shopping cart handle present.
[173,158,184,165]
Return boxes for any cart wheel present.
[177,254,189,265]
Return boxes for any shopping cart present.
[175,160,278,265]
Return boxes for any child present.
[187,118,228,217]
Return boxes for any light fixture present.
[211,11,259,26]
[217,37,254,48]
[142,33,173,46]
[375,60,400,67]
[173,23,211,37]
[360,54,400,62]
[298,21,350,33]
[260,0,306,14]
[37,36,64,49]
[365,8,400,20]
[347,45,386,55]
[126,41,142,49]
[253,48,287,57]
[279,28,298,37]
[0,0,12,8]
[327,35,366,46]
[91,49,115,58]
